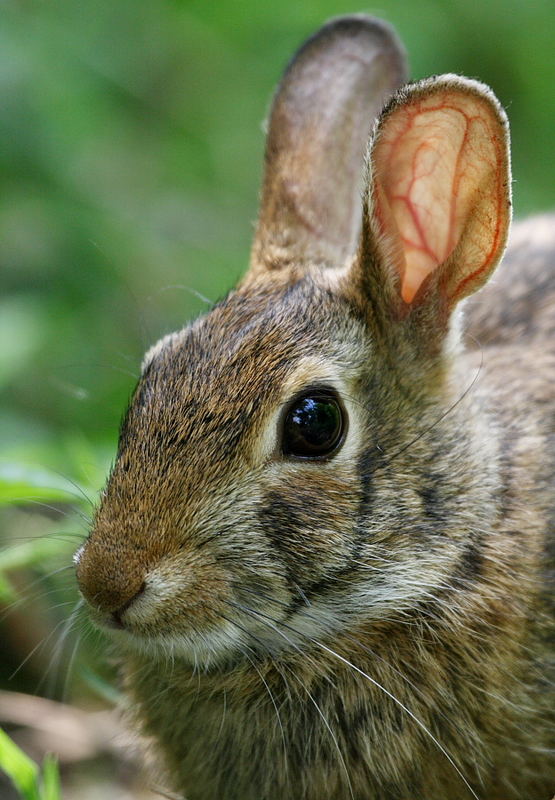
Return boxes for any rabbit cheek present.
[259,469,359,597]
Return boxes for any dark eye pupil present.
[282,391,344,458]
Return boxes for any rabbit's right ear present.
[354,75,511,330]
[248,16,407,278]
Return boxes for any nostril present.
[110,581,146,629]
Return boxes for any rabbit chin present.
[96,597,349,669]
[105,618,252,669]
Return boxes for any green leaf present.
[79,665,122,706]
[0,463,90,507]
[0,571,16,603]
[0,726,40,800]
[41,754,62,800]
[0,537,69,574]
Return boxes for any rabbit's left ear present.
[357,75,511,314]
[248,16,407,278]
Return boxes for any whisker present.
[283,660,354,800]
[222,598,337,691]
[0,573,76,625]
[48,469,96,509]
[56,360,140,381]
[151,284,213,308]
[41,598,85,699]
[225,599,303,656]
[9,614,73,681]
[245,651,289,776]
[216,687,227,742]
[237,583,480,749]
[148,785,185,800]
[228,600,480,800]
[11,498,80,520]
[5,531,86,544]
[312,637,480,800]
[380,356,483,466]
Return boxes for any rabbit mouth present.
[82,576,327,667]
[79,569,279,667]
[84,593,251,667]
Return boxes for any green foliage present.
[0,462,95,601]
[0,727,39,800]
[40,755,61,800]
[0,464,90,509]
[0,727,61,800]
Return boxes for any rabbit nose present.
[76,540,146,615]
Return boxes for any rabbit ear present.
[248,15,407,277]
[359,75,511,312]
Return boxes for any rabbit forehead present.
[142,276,362,370]
[140,279,364,391]
[121,281,366,472]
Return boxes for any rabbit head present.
[75,16,511,671]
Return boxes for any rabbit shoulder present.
[465,213,555,349]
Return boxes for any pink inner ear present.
[373,89,506,303]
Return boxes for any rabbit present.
[74,14,555,800]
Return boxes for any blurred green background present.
[1,0,554,796]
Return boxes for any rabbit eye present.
[282,389,345,459]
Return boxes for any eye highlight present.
[282,388,345,459]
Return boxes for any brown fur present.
[76,15,554,800]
